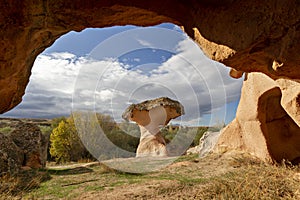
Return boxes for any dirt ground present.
[1,153,300,200]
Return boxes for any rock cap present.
[122,97,185,121]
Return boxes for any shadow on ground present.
[47,166,93,175]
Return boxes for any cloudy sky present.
[1,23,243,126]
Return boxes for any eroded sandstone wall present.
[215,73,300,164]
[1,0,300,163]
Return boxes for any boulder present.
[214,73,300,164]
[122,97,184,157]
[10,122,47,169]
[0,133,23,176]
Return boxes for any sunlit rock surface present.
[215,73,300,164]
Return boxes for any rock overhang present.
[0,0,300,163]
[1,0,300,113]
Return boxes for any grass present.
[0,169,50,199]
[0,126,13,134]
[199,163,300,199]
[0,154,299,199]
[38,125,51,133]
[173,152,199,163]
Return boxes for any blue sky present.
[1,23,243,126]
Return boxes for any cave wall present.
[0,0,299,162]
[1,0,300,113]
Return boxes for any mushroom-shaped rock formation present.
[122,97,184,157]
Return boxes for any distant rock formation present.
[187,131,221,157]
[214,73,300,164]
[122,97,184,157]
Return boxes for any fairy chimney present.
[122,97,184,157]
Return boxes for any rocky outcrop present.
[122,97,184,157]
[0,133,23,176]
[10,123,48,169]
[214,73,300,164]
[1,0,300,113]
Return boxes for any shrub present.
[161,125,179,143]
[192,127,209,146]
[0,126,13,134]
[161,126,209,147]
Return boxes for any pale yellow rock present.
[276,78,300,127]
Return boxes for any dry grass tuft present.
[199,157,300,200]
[0,169,50,199]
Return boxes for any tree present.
[51,116,67,129]
[49,117,87,163]
[49,112,140,162]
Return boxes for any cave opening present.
[0,23,243,168]
[0,1,299,197]
[1,23,243,126]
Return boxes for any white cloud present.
[136,39,152,47]
[71,37,243,126]
[2,33,243,126]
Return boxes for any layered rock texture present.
[122,97,184,157]
[0,1,300,163]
